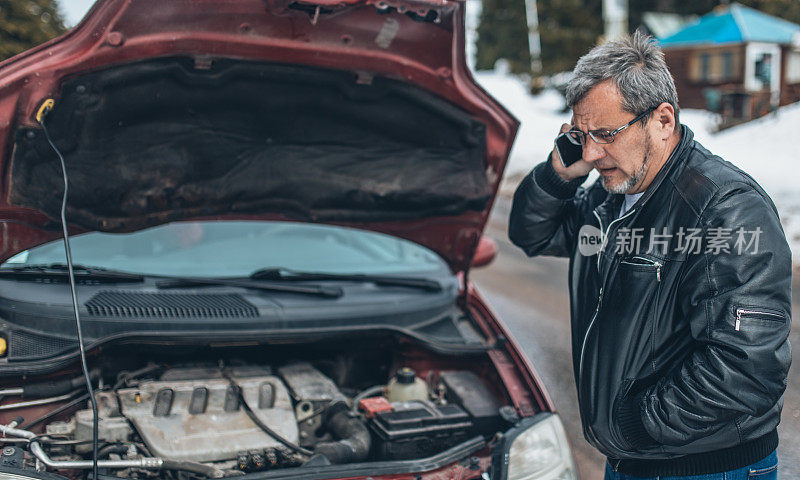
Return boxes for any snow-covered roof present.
[641,12,698,39]
[658,3,800,47]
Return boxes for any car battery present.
[368,400,472,460]
[439,370,503,432]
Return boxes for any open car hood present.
[0,0,518,274]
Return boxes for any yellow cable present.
[35,99,55,123]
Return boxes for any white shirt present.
[619,192,644,218]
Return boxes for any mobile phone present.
[555,133,583,168]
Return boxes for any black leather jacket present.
[508,126,791,471]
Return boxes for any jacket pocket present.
[610,378,637,454]
[619,256,663,282]
[733,305,786,332]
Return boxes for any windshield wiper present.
[249,268,443,293]
[0,263,144,283]
[155,277,343,299]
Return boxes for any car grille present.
[85,291,259,318]
[8,329,77,360]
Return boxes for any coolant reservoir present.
[386,367,428,402]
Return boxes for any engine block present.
[117,370,297,462]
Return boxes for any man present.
[509,32,791,478]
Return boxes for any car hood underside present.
[0,0,518,272]
[12,58,489,232]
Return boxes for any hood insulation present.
[10,58,489,232]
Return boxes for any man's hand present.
[550,123,594,181]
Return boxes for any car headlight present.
[498,413,577,480]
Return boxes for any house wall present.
[664,44,747,110]
[780,45,800,106]
[744,42,781,101]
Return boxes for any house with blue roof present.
[657,3,800,125]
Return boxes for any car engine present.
[60,366,299,463]
[0,355,506,479]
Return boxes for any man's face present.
[571,80,653,194]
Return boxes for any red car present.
[0,1,576,479]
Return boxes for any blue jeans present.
[603,450,778,480]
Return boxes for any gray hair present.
[565,31,680,127]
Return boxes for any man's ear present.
[652,102,676,140]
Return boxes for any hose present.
[0,424,35,439]
[161,459,226,478]
[113,363,164,390]
[30,441,163,470]
[20,393,91,429]
[1,423,225,478]
[312,402,371,464]
[13,369,101,399]
[98,444,129,459]
[0,391,83,411]
[30,440,225,477]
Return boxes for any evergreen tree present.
[537,0,602,74]
[475,0,532,73]
[0,0,66,61]
[475,0,604,74]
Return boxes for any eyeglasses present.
[563,107,655,146]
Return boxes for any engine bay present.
[0,339,513,479]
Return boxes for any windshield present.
[1,221,448,277]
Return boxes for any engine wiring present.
[38,101,100,480]
[19,393,92,430]
[0,391,83,411]
[220,367,314,457]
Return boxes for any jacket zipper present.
[593,210,605,274]
[577,208,637,451]
[579,287,603,383]
[620,256,662,282]
[735,308,783,331]
[582,208,637,378]
[592,207,637,276]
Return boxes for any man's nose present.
[581,138,605,163]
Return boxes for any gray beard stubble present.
[601,137,651,194]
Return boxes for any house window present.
[722,52,734,80]
[754,53,773,86]
[788,51,800,84]
[700,53,711,81]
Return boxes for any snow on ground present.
[472,72,572,186]
[472,71,800,266]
